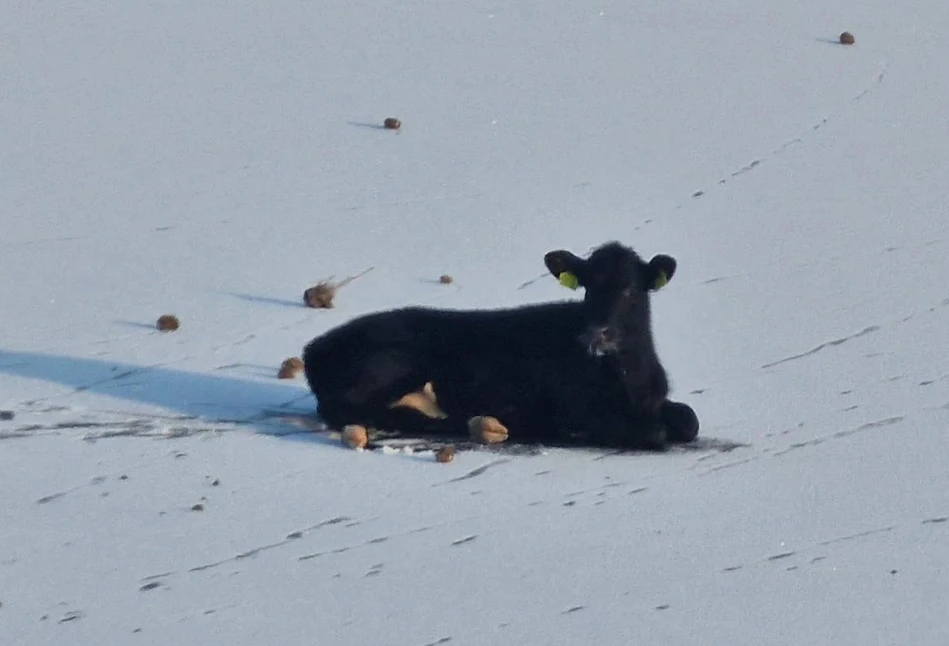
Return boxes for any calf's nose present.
[584,326,616,357]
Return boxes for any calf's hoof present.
[341,425,369,449]
[467,416,509,445]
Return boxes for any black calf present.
[302,241,698,450]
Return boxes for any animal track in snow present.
[365,563,384,577]
[761,293,949,371]
[832,416,904,438]
[435,458,511,485]
[451,535,478,547]
[594,437,748,462]
[771,416,904,458]
[58,610,84,624]
[421,638,453,646]
[700,416,904,476]
[298,517,477,562]
[761,325,880,369]
[685,61,888,203]
[35,474,112,504]
[698,456,760,475]
[771,438,827,457]
[36,491,70,504]
[211,334,256,352]
[136,516,354,581]
[721,524,897,575]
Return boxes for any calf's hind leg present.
[389,382,447,420]
[390,383,510,444]
[311,348,430,431]
[320,390,468,444]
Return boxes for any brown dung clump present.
[304,267,375,309]
[156,314,180,332]
[277,357,304,379]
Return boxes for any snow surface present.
[3,1,949,644]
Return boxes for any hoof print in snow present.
[439,274,453,284]
[365,563,384,577]
[190,503,205,512]
[156,314,180,332]
[467,416,509,445]
[451,534,477,546]
[58,610,84,624]
[277,357,304,379]
[0,411,14,421]
[839,31,855,45]
[435,445,456,463]
[342,425,369,449]
[383,117,401,130]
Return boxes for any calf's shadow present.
[0,349,328,447]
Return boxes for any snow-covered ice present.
[2,1,949,644]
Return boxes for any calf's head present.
[544,241,676,357]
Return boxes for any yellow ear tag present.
[558,271,579,290]
[652,270,669,290]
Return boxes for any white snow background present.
[3,1,949,644]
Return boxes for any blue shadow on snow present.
[0,349,328,446]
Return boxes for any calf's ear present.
[646,254,677,291]
[544,250,585,290]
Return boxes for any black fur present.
[302,241,698,450]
